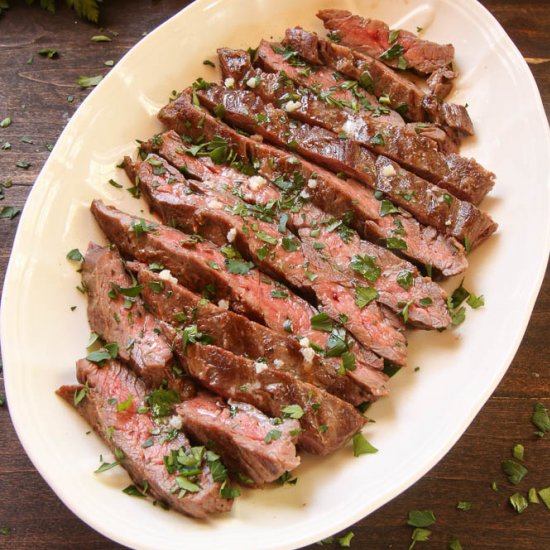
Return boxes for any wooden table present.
[0,1,548,548]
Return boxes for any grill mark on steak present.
[283,27,474,136]
[219,47,493,205]
[176,394,300,485]
[158,93,468,276]
[128,153,408,365]
[81,243,177,388]
[129,261,384,402]
[195,84,496,248]
[253,39,459,154]
[57,359,232,518]
[317,9,455,77]
[178,343,366,456]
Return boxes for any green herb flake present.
[271,288,288,299]
[448,535,463,550]
[407,510,436,528]
[397,270,413,290]
[38,48,59,59]
[219,480,240,499]
[512,443,525,461]
[531,402,550,437]
[226,258,255,275]
[380,199,399,217]
[388,29,400,44]
[509,492,528,514]
[371,133,385,146]
[528,488,539,504]
[91,35,112,42]
[419,297,433,307]
[117,395,133,412]
[73,383,89,406]
[277,471,298,485]
[0,117,11,128]
[0,206,21,220]
[94,453,123,473]
[456,501,472,511]
[108,178,122,188]
[350,254,381,282]
[466,293,485,309]
[380,43,405,61]
[338,531,354,547]
[352,432,378,457]
[16,161,31,169]
[76,75,103,88]
[386,237,407,250]
[123,484,147,497]
[0,527,10,535]
[409,528,431,549]
[341,351,356,373]
[66,248,83,261]
[265,429,282,443]
[310,312,334,332]
[282,404,304,419]
[104,60,115,67]
[501,459,528,485]
[354,286,379,308]
[538,487,550,509]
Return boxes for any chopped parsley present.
[310,313,334,332]
[265,429,282,443]
[509,492,528,514]
[409,528,431,549]
[66,248,83,261]
[456,501,472,511]
[352,433,378,457]
[396,270,413,290]
[501,459,528,485]
[0,117,12,128]
[531,402,550,437]
[0,206,21,220]
[76,75,103,88]
[407,510,436,528]
[282,404,304,419]
[354,286,379,308]
[146,388,180,417]
[380,199,399,216]
[271,288,288,299]
[226,258,255,274]
[38,47,59,58]
[350,254,381,282]
[512,443,525,461]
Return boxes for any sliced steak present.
[129,261,384,402]
[376,157,498,248]
[81,243,174,388]
[250,41,405,127]
[195,84,495,248]
[139,135,448,329]
[219,47,494,204]
[91,201,385,382]
[179,343,366,456]
[317,9,455,76]
[254,39,459,153]
[283,27,473,136]
[128,153,408,365]
[57,359,232,518]
[158,93,468,276]
[176,394,300,485]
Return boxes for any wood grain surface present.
[0,1,549,548]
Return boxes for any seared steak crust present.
[219,47,493,204]
[195,84,495,248]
